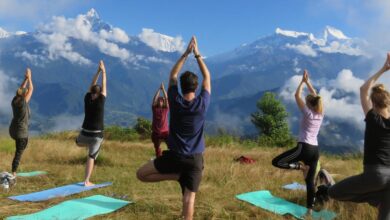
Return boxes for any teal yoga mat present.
[236,190,336,220]
[17,171,47,177]
[6,195,132,220]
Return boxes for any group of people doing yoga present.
[5,34,390,219]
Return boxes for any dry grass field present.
[0,134,377,219]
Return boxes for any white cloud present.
[138,28,185,52]
[0,70,17,115]
[36,32,92,65]
[280,69,365,127]
[318,41,365,56]
[99,28,130,44]
[286,43,317,57]
[330,69,364,93]
[145,56,172,64]
[318,87,363,126]
[15,51,47,66]
[32,12,132,65]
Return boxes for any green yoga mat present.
[236,190,336,220]
[17,171,47,177]
[6,195,132,220]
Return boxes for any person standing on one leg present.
[272,70,324,215]
[151,82,169,157]
[326,53,390,220]
[9,68,34,177]
[76,60,107,187]
[136,36,211,220]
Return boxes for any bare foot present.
[84,181,95,187]
[12,172,17,178]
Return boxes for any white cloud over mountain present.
[286,42,318,57]
[138,28,185,52]
[34,11,132,65]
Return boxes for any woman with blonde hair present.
[327,53,390,220]
[272,70,324,215]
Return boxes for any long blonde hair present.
[306,94,323,114]
[371,84,390,109]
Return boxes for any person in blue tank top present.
[136,36,211,220]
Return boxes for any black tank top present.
[364,109,390,166]
[81,93,105,133]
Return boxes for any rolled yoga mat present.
[6,194,131,220]
[236,190,336,220]
[9,182,112,202]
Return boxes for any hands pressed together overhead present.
[25,68,31,79]
[184,36,201,58]
[382,53,390,72]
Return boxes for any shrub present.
[134,117,152,139]
[105,126,139,142]
[251,92,294,147]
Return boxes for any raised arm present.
[89,64,101,93]
[295,74,306,111]
[193,36,211,94]
[169,38,194,88]
[152,85,161,107]
[304,70,317,95]
[360,53,390,115]
[24,68,33,103]
[100,60,107,97]
[20,70,28,89]
[161,83,169,107]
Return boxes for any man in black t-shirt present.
[76,60,107,187]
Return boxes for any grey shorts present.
[76,133,103,160]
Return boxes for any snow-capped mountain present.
[139,28,185,52]
[0,9,374,152]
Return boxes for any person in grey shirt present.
[9,68,33,177]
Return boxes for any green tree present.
[134,117,152,139]
[251,92,293,147]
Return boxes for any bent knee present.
[136,169,146,182]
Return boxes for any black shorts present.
[154,150,204,194]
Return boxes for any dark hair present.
[180,71,198,94]
[371,84,390,109]
[91,85,101,94]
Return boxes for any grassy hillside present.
[0,134,377,219]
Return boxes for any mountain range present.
[0,9,376,152]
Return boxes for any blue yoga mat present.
[6,195,131,220]
[236,190,336,220]
[17,171,47,177]
[282,182,306,191]
[9,182,112,202]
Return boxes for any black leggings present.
[272,142,319,208]
[12,138,28,173]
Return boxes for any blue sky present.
[0,0,386,56]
